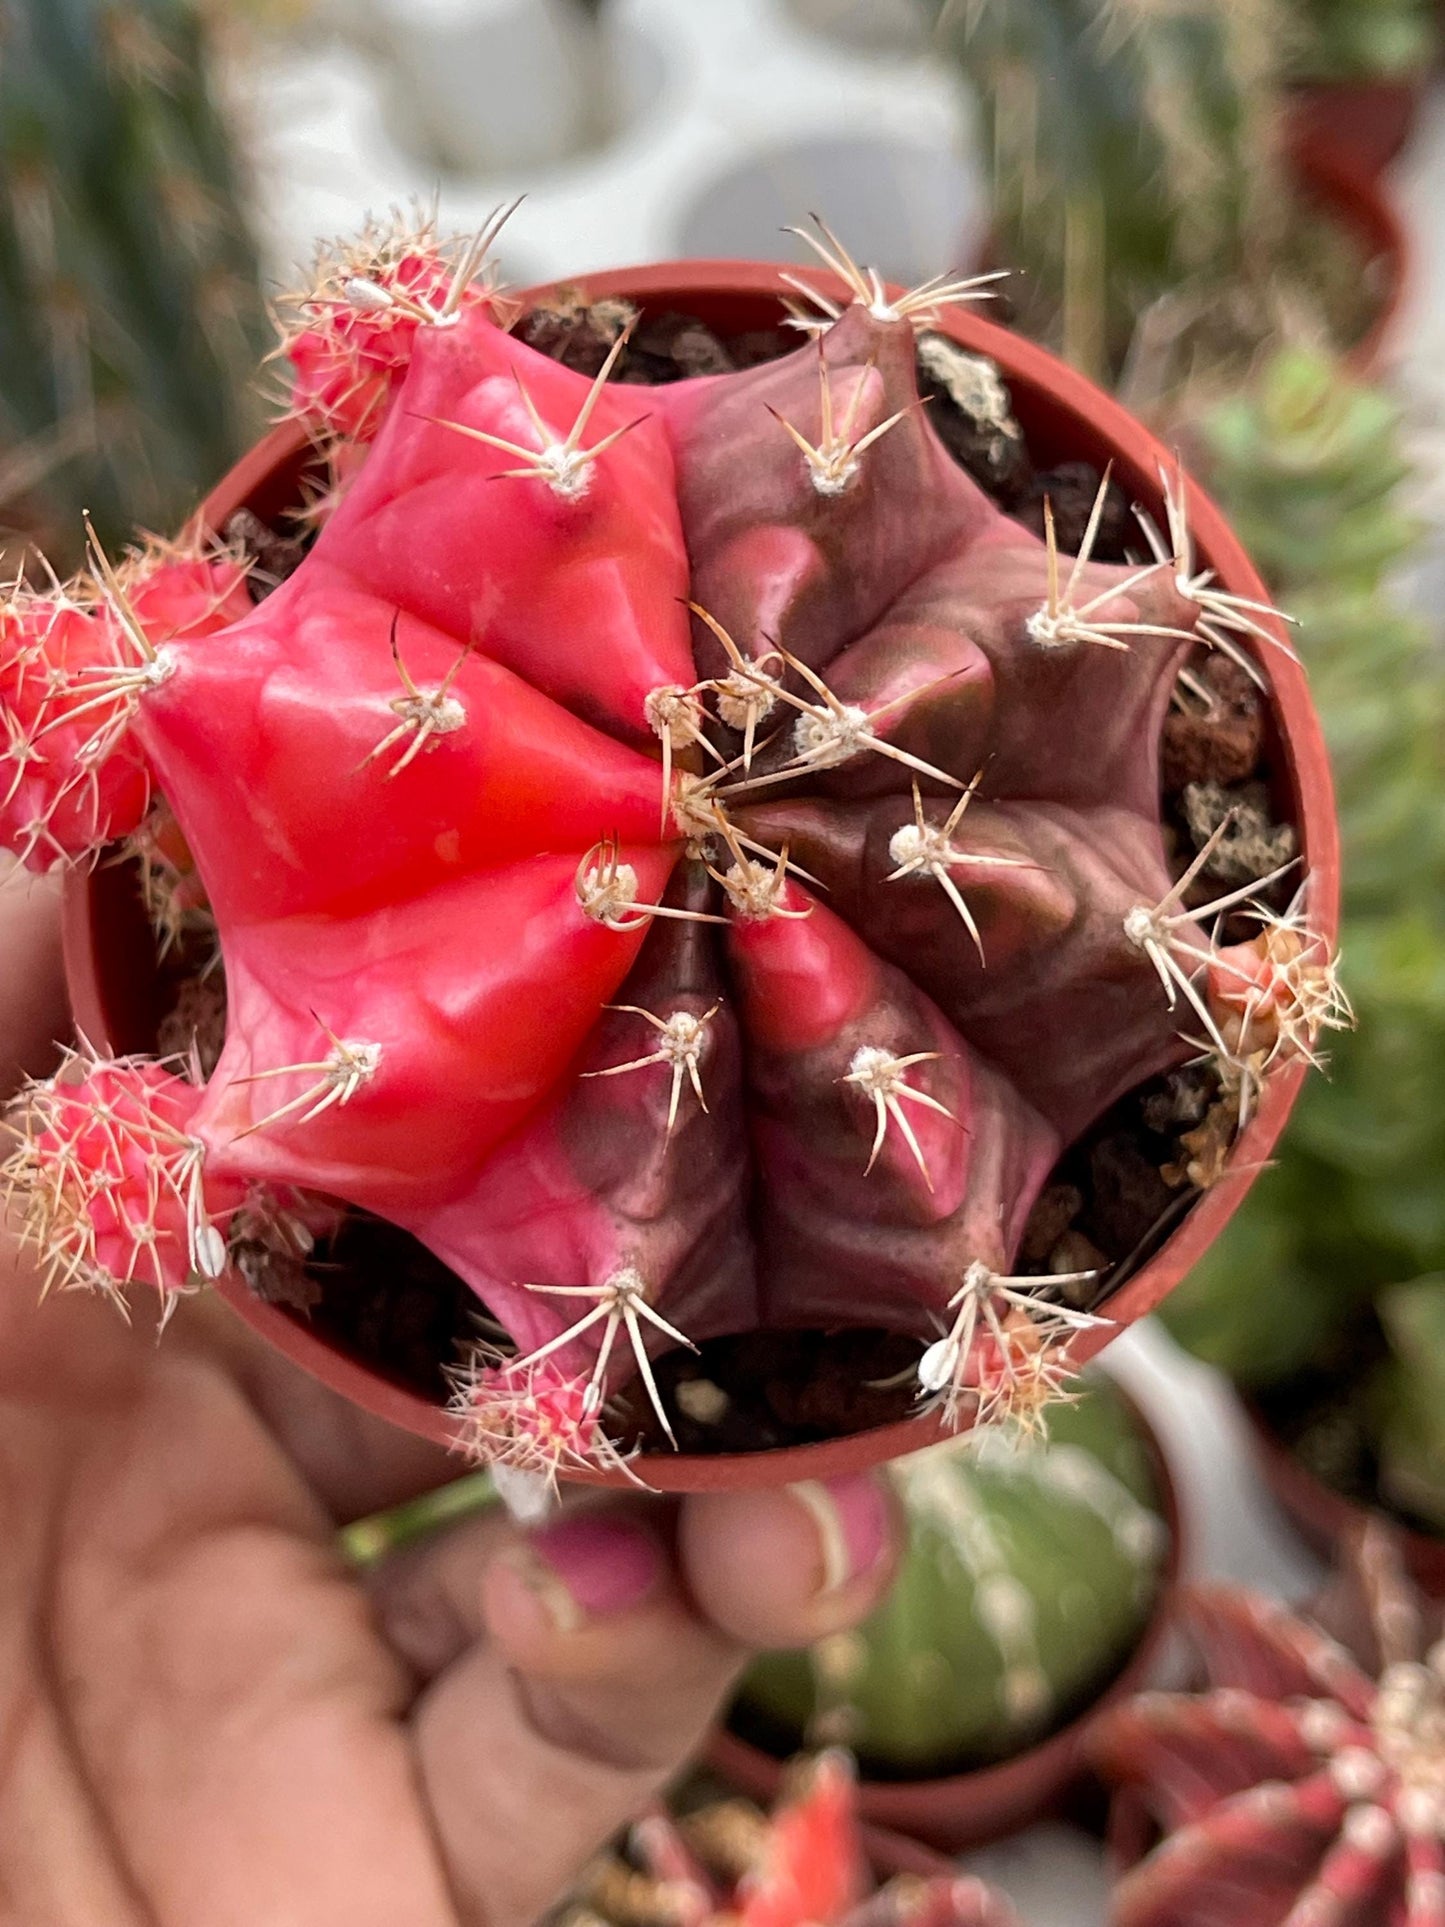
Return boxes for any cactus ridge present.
[0,217,1336,1480]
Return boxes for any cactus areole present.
[11,228,1338,1495]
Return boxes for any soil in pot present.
[93,284,1315,1467]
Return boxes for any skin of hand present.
[0,868,902,1927]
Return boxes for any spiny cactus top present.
[0,214,1342,1485]
[578,1751,1024,1927]
[1096,1526,1445,1927]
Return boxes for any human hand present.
[0,875,901,1927]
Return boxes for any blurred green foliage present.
[1292,0,1438,81]
[921,0,1290,386]
[0,0,266,565]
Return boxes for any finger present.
[680,1475,902,1648]
[403,1504,737,1927]
[182,1292,463,1525]
[0,862,67,1099]
[372,1479,900,1927]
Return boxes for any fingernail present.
[517,1513,664,1633]
[788,1475,891,1595]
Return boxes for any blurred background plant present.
[917,0,1397,416]
[0,0,266,573]
[1161,345,1445,1537]
[732,1378,1171,1781]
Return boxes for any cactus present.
[922,0,1291,387]
[735,1377,1169,1773]
[1162,348,1445,1442]
[1096,1525,1445,1926]
[571,1752,1024,1927]
[0,213,1337,1484]
[0,0,267,566]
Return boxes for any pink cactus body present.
[626,1753,1022,1927]
[1096,1528,1445,1927]
[0,220,1330,1479]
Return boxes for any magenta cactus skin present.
[1096,1528,1445,1927]
[0,220,1331,1481]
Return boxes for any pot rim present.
[61,256,1340,1493]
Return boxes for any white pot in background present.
[358,0,615,176]
[784,0,929,55]
[677,132,980,289]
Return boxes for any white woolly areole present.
[491,1463,559,1525]
[793,704,872,769]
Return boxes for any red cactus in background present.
[593,1752,1022,1927]
[1,212,1340,1484]
[1096,1526,1445,1926]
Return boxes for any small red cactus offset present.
[0,533,250,871]
[0,212,1336,1481]
[3,1048,242,1311]
[1096,1525,1445,1926]
[585,1753,1023,1927]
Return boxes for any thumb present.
[370,1480,900,1927]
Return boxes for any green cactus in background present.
[733,1380,1169,1775]
[1162,348,1445,1517]
[0,0,266,568]
[1293,0,1438,80]
[1201,349,1417,598]
[920,0,1291,387]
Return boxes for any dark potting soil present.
[154,294,1298,1450]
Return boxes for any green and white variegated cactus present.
[735,1377,1170,1773]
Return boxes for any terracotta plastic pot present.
[62,259,1339,1493]
[859,1825,956,1882]
[1288,75,1427,182]
[1244,1399,1445,1599]
[704,1386,1184,1854]
[1288,127,1410,377]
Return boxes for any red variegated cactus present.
[588,1752,1022,1927]
[1096,1526,1445,1927]
[1,212,1338,1483]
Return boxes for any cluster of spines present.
[1,1046,224,1322]
[269,200,521,444]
